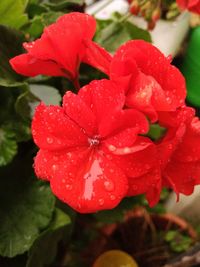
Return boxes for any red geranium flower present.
[9,12,111,84]
[109,40,186,122]
[32,79,153,213]
[158,107,200,197]
[176,0,200,14]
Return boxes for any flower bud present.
[151,7,161,22]
[130,0,140,15]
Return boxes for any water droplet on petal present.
[62,178,66,183]
[65,184,72,190]
[52,164,58,171]
[110,195,116,200]
[108,145,116,152]
[98,198,104,206]
[104,180,114,192]
[47,137,53,144]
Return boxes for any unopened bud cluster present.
[127,0,180,30]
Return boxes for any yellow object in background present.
[93,250,139,267]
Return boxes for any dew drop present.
[65,184,72,190]
[168,144,173,150]
[104,180,114,192]
[52,164,58,171]
[98,198,104,206]
[62,178,66,183]
[110,195,116,200]
[108,145,116,152]
[47,137,53,144]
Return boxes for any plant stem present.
[73,76,80,92]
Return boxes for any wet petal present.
[164,160,200,195]
[27,22,83,79]
[174,117,200,162]
[106,138,156,176]
[21,13,97,79]
[105,136,152,156]
[126,72,173,122]
[112,40,186,111]
[157,123,186,169]
[83,40,112,75]
[127,167,161,207]
[78,79,125,125]
[99,108,149,138]
[50,149,128,213]
[57,12,96,39]
[158,106,195,128]
[9,54,65,77]
[32,103,87,151]
[63,91,97,136]
[34,149,64,181]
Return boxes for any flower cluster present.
[127,0,200,30]
[10,12,200,213]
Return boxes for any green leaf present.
[0,175,55,257]
[15,91,40,121]
[165,230,192,253]
[0,25,25,86]
[44,0,84,11]
[15,84,61,121]
[26,208,71,267]
[0,0,28,29]
[0,126,17,166]
[26,11,64,38]
[29,84,62,105]
[95,19,151,53]
[125,20,151,42]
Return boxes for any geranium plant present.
[0,0,200,266]
[10,12,200,213]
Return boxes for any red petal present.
[127,167,161,207]
[108,138,156,176]
[126,72,173,122]
[50,149,128,213]
[63,91,97,136]
[103,128,139,151]
[158,106,195,128]
[34,149,63,181]
[177,0,200,13]
[27,22,83,79]
[157,123,186,169]
[112,40,186,110]
[83,40,112,75]
[164,160,200,195]
[9,54,65,77]
[99,108,149,138]
[105,136,152,156]
[78,79,125,126]
[174,117,200,162]
[32,103,87,150]
[57,12,96,39]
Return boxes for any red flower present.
[110,40,186,122]
[32,79,153,213]
[10,12,111,83]
[176,0,200,14]
[158,107,200,197]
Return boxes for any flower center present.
[88,136,100,147]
